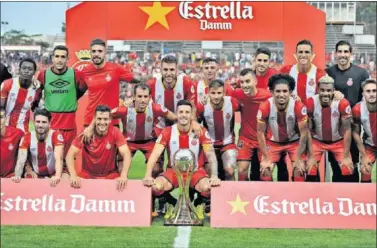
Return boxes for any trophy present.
[164,149,204,226]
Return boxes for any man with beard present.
[82,39,134,127]
[280,40,328,104]
[0,58,41,132]
[147,55,196,129]
[0,107,24,178]
[11,108,65,187]
[67,105,131,191]
[352,79,377,183]
[306,76,353,182]
[195,58,233,105]
[142,100,221,220]
[196,80,240,181]
[253,47,278,90]
[257,74,309,182]
[0,62,12,84]
[232,69,271,181]
[37,45,87,158]
[326,40,371,182]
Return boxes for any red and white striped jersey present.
[20,130,64,176]
[156,124,212,169]
[1,78,41,132]
[258,97,308,142]
[352,101,377,147]
[196,96,240,147]
[112,102,169,141]
[307,96,352,142]
[148,74,195,128]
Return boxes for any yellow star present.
[139,2,175,30]
[227,194,250,215]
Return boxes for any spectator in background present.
[0,62,12,85]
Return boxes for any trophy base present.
[164,219,204,226]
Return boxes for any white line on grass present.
[173,226,192,248]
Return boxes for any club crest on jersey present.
[27,96,33,102]
[347,78,353,86]
[301,107,307,115]
[106,74,112,82]
[147,116,153,122]
[176,93,182,100]
[191,139,198,146]
[332,111,339,118]
[225,113,231,119]
[8,144,14,151]
[57,134,64,142]
[308,78,315,86]
[161,106,168,112]
[106,142,111,150]
[47,146,53,152]
[204,131,211,139]
[237,140,243,148]
[345,106,351,114]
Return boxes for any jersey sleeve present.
[71,136,83,150]
[19,133,31,150]
[230,96,241,111]
[257,101,270,123]
[294,101,308,123]
[338,99,352,120]
[183,77,196,102]
[113,128,127,148]
[112,106,128,119]
[200,127,213,145]
[37,70,46,87]
[279,65,292,74]
[156,128,170,147]
[0,80,12,99]
[118,65,134,82]
[52,131,65,146]
[306,97,315,118]
[153,103,169,118]
[352,104,361,123]
[74,70,88,88]
[225,83,234,96]
[195,103,204,119]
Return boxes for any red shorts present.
[78,170,120,179]
[365,145,377,163]
[266,140,303,163]
[128,140,155,161]
[237,137,261,161]
[160,168,208,189]
[56,129,77,157]
[313,139,345,163]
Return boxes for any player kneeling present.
[66,105,132,191]
[142,100,221,219]
[11,108,67,187]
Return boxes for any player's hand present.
[209,176,221,187]
[340,156,354,175]
[334,91,344,100]
[11,176,21,183]
[292,94,302,102]
[191,121,203,137]
[199,94,208,105]
[50,176,61,187]
[82,127,94,144]
[260,159,274,174]
[24,171,38,179]
[70,176,81,188]
[142,176,155,187]
[116,177,128,191]
[306,157,318,176]
[293,159,306,174]
[360,156,372,171]
[123,98,134,108]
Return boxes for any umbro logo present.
[49,79,70,89]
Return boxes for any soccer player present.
[0,107,24,178]
[142,100,221,219]
[196,79,240,180]
[253,47,278,90]
[82,39,134,127]
[280,40,328,104]
[352,79,377,183]
[257,74,309,182]
[306,76,353,182]
[232,69,271,181]
[195,57,233,105]
[11,108,65,187]
[147,55,196,128]
[37,45,88,157]
[0,58,41,132]
[67,105,131,191]
[326,40,371,182]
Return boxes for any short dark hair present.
[19,58,37,72]
[0,106,5,113]
[209,79,224,89]
[335,40,353,53]
[268,74,296,92]
[95,105,111,115]
[90,38,106,48]
[255,47,271,58]
[161,55,177,65]
[202,57,218,65]
[134,83,151,95]
[361,79,376,90]
[53,45,69,56]
[239,68,256,77]
[296,39,313,52]
[34,108,51,122]
[176,99,192,110]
